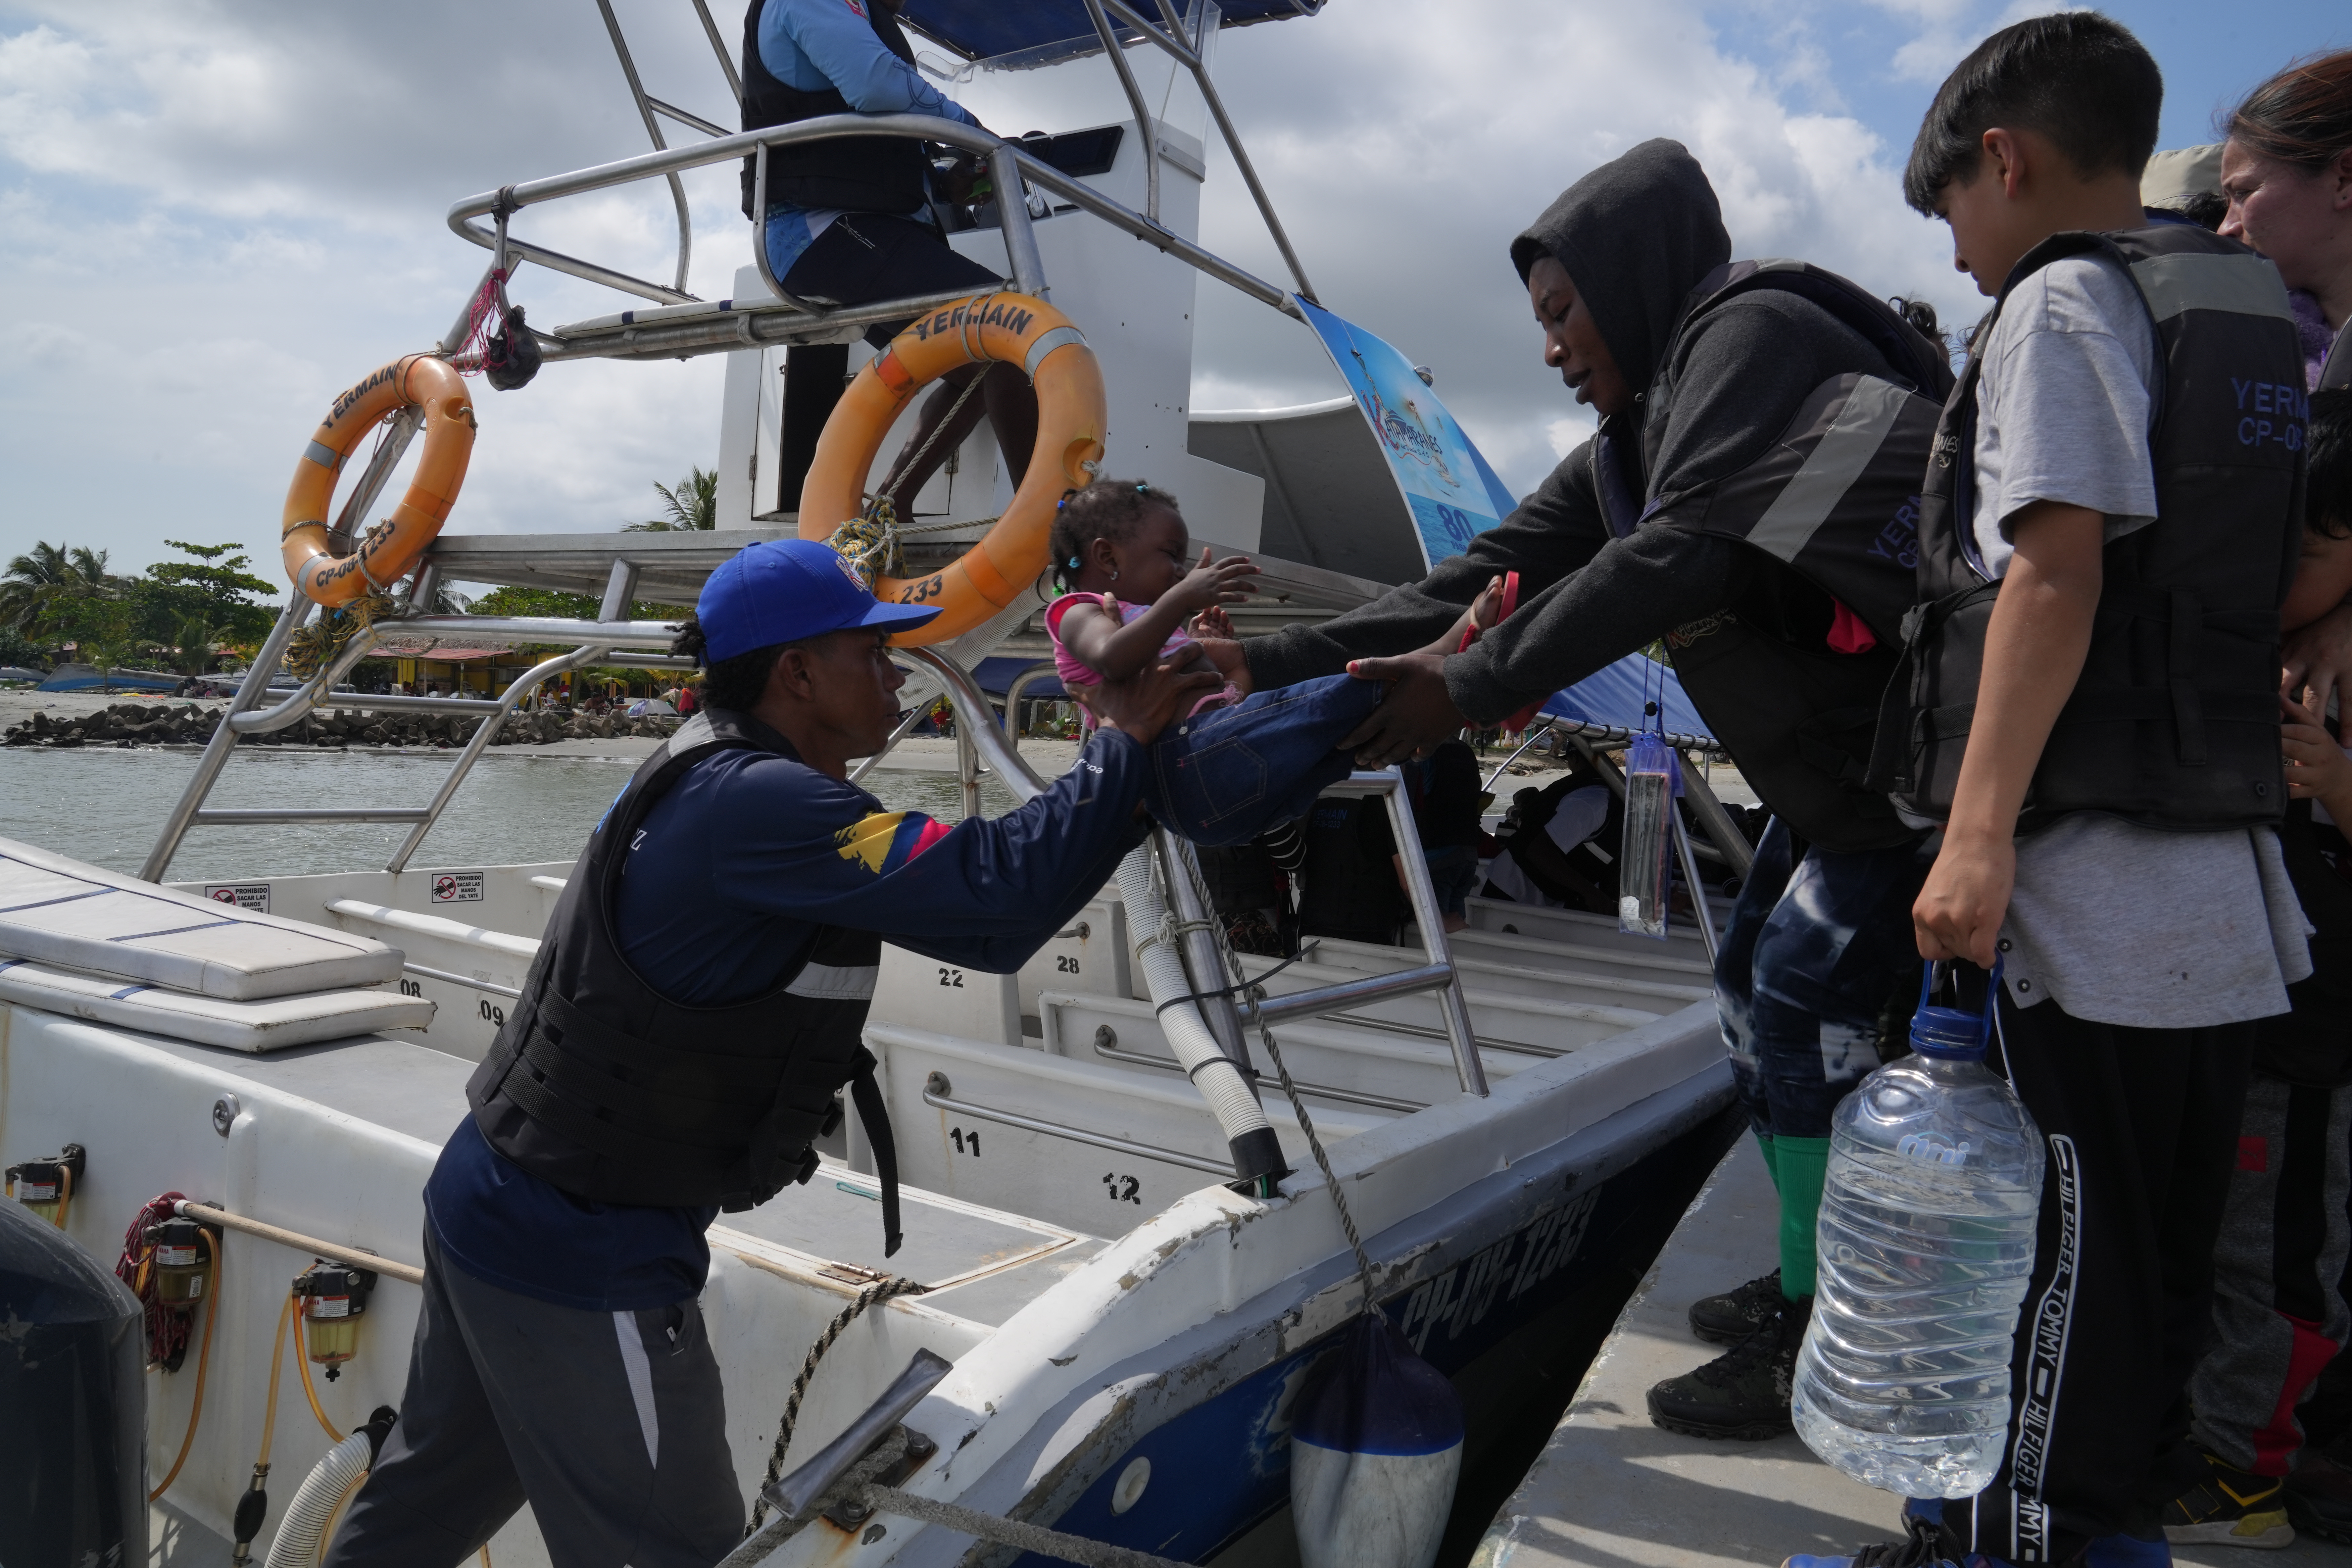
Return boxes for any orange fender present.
[281,355,476,607]
[798,293,1106,645]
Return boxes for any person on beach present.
[1794,17,2310,1568]
[1209,138,1956,1438]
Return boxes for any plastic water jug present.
[1617,732,1675,939]
[1791,962,2045,1497]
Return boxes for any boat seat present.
[1237,956,1658,1054]
[1037,990,1544,1113]
[859,1023,1385,1237]
[0,835,401,1000]
[1287,934,1712,1012]
[0,957,432,1053]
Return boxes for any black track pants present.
[322,1228,742,1568]
[1943,996,2254,1565]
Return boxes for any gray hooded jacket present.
[1245,140,1907,725]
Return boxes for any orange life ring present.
[281,354,477,607]
[798,292,1107,645]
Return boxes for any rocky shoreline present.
[2,700,682,751]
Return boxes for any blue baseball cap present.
[696,539,939,662]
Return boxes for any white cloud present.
[0,0,1979,580]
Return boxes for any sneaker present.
[1647,1294,1808,1441]
[2284,1451,2352,1545]
[1689,1268,1784,1344]
[2163,1453,2295,1549]
[1781,1511,1994,1568]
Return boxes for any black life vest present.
[1499,774,1624,913]
[1865,226,2306,833]
[1596,260,1955,853]
[739,0,931,221]
[1296,797,1404,942]
[467,708,905,1253]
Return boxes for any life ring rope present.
[799,292,1107,646]
[281,354,477,608]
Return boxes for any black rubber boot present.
[1689,1268,1783,1344]
[1648,1293,1809,1441]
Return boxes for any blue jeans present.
[1147,676,1382,848]
[1423,845,1481,918]
[1714,818,1934,1139]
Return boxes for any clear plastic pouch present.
[1617,731,1678,939]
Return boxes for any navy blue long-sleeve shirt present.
[427,729,1149,1309]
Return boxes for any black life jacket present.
[467,708,905,1253]
[1500,774,1624,913]
[1597,261,1954,853]
[1865,226,2306,833]
[739,0,931,221]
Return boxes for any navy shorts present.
[775,212,1003,348]
[1148,675,1384,848]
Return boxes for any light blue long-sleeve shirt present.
[757,0,981,278]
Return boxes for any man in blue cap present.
[328,540,1212,1567]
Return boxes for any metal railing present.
[447,110,1304,359]
[901,648,1488,1108]
[137,564,688,882]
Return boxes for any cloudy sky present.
[1,0,2343,582]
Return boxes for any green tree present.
[1,541,113,632]
[134,539,278,650]
[38,590,142,687]
[625,467,718,532]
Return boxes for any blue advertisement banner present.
[1298,299,1520,572]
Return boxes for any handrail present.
[922,1071,1234,1176]
[175,1200,424,1287]
[998,660,1063,756]
[445,113,1302,322]
[1081,0,1161,223]
[401,961,524,1001]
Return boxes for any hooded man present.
[1226,140,1952,1438]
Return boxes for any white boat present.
[0,5,1754,1564]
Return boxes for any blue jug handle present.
[1918,956,2009,1042]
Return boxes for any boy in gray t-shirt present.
[1788,17,2310,1568]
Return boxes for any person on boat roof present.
[1209,137,1955,1439]
[322,540,1214,1568]
[741,0,1038,520]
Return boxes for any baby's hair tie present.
[1066,555,1080,569]
[1135,482,1151,492]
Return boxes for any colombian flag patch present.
[833,811,951,875]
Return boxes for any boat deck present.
[1471,1139,2342,1568]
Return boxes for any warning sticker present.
[205,884,271,913]
[431,872,485,904]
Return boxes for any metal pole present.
[1374,771,1487,1095]
[989,144,1050,299]
[137,595,314,883]
[953,712,984,821]
[328,407,422,557]
[592,0,693,295]
[383,560,641,873]
[688,0,744,103]
[998,660,1062,756]
[1671,808,1721,967]
[1096,0,1317,301]
[1677,750,1756,879]
[1156,831,1257,1075]
[1080,0,1161,223]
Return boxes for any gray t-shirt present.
[1971,254,2310,1028]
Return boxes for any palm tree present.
[0,541,112,630]
[625,467,719,532]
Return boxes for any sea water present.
[1791,999,2046,1497]
[0,746,1012,882]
